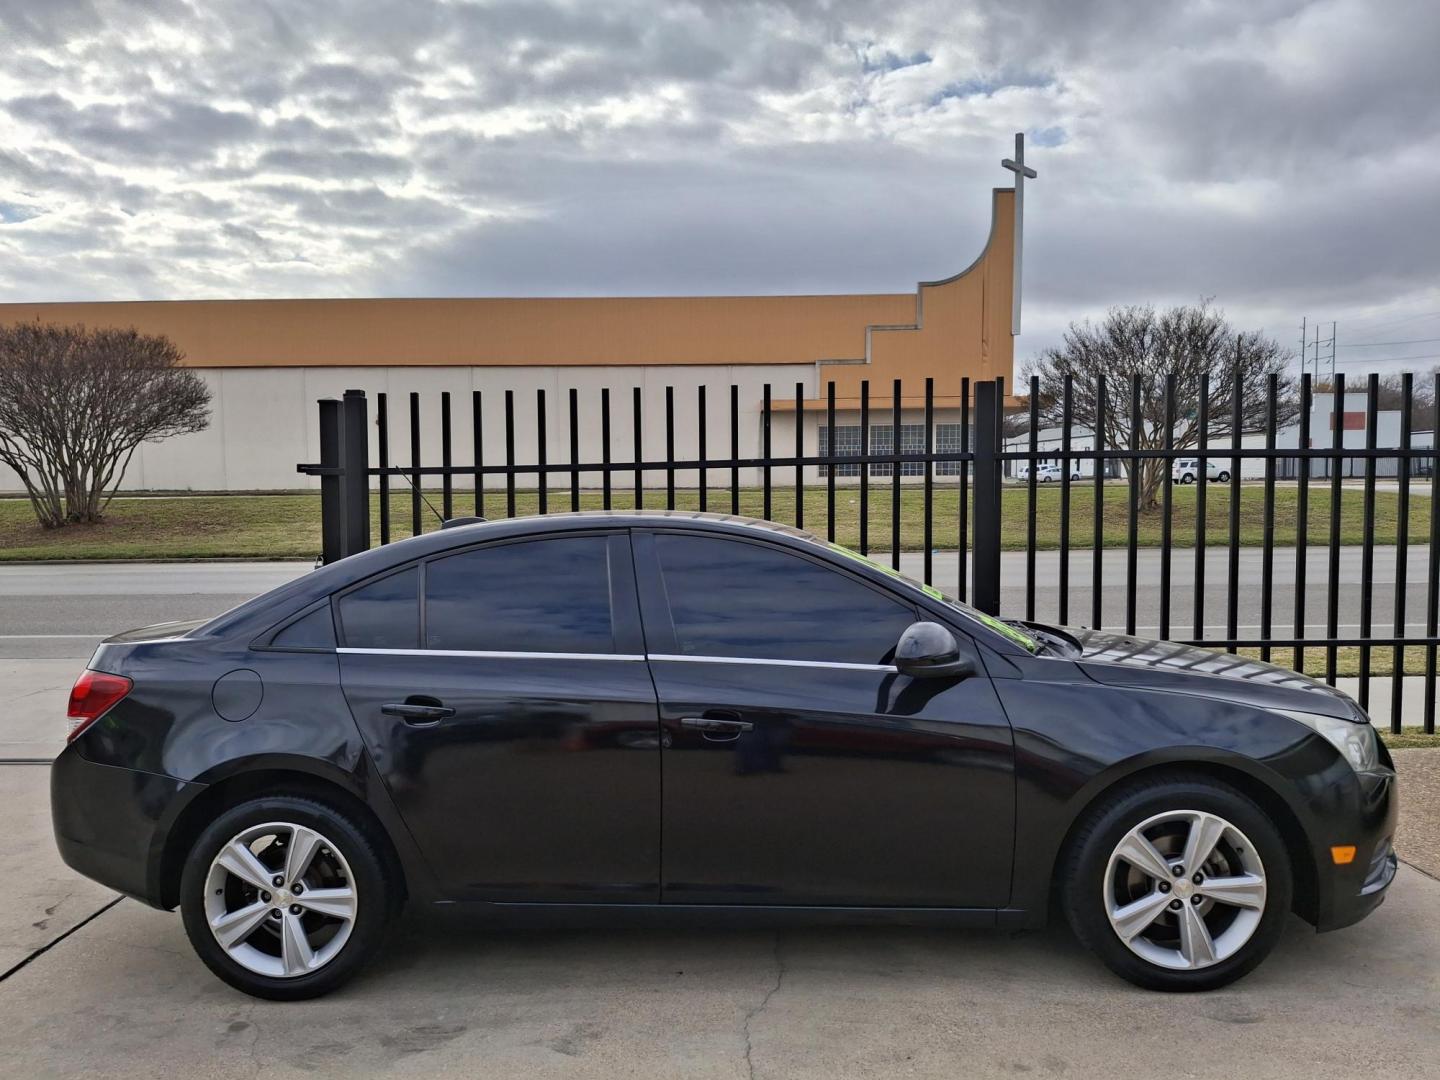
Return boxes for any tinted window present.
[655,533,916,664]
[425,535,615,654]
[338,567,419,649]
[270,603,335,649]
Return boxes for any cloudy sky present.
[1,0,1437,370]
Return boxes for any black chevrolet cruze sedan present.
[52,512,1397,999]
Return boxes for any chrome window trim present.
[337,647,896,671]
[338,648,646,661]
[646,653,898,673]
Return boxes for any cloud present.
[0,0,1436,370]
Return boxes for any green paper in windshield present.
[825,542,1039,653]
[968,610,1041,653]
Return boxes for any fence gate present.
[301,372,1440,735]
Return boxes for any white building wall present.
[0,364,818,493]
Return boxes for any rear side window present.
[338,567,419,649]
[655,533,916,665]
[270,603,336,649]
[424,535,615,654]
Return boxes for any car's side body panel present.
[998,656,1397,929]
[647,655,1016,906]
[59,639,439,908]
[340,650,662,902]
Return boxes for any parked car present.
[53,512,1396,999]
[1172,458,1231,483]
[1017,462,1081,482]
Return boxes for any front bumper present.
[50,743,202,909]
[1315,765,1399,932]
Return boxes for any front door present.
[635,530,1015,908]
[338,531,661,903]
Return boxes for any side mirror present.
[895,622,977,679]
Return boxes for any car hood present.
[1064,626,1362,720]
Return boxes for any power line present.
[1340,309,1440,335]
[1343,336,1440,348]
[1333,352,1440,365]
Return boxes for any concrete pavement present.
[3,752,1437,1078]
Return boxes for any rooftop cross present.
[1001,132,1037,336]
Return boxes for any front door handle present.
[680,716,754,739]
[382,700,456,724]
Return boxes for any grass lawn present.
[0,483,1432,561]
[1234,646,1440,679]
[1380,728,1440,749]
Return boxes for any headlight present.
[1275,709,1379,772]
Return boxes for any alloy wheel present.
[203,821,359,978]
[1103,809,1267,971]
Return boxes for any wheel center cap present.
[276,887,294,906]
[1173,879,1194,900]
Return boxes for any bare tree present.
[0,322,211,527]
[1024,302,1298,511]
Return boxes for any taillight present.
[66,670,133,743]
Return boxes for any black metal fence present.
[299,371,1440,734]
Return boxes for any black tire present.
[1061,773,1292,992]
[179,795,400,1000]
[1216,471,1231,483]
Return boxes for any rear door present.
[636,529,1015,909]
[337,530,661,903]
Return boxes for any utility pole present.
[1299,316,1308,380]
[1314,323,1322,383]
[1328,321,1337,383]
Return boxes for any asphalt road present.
[0,546,1433,660]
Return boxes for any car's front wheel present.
[1062,773,1291,991]
[179,795,399,1000]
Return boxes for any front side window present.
[424,535,615,654]
[655,533,916,665]
[338,567,419,649]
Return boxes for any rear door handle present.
[382,701,456,724]
[680,717,754,734]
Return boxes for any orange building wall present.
[0,189,1015,400]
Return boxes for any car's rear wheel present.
[1216,470,1232,483]
[179,795,398,1000]
[1062,774,1291,991]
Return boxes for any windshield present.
[822,542,1042,653]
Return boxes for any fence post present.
[972,379,1002,615]
[341,389,371,558]
[315,398,344,565]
